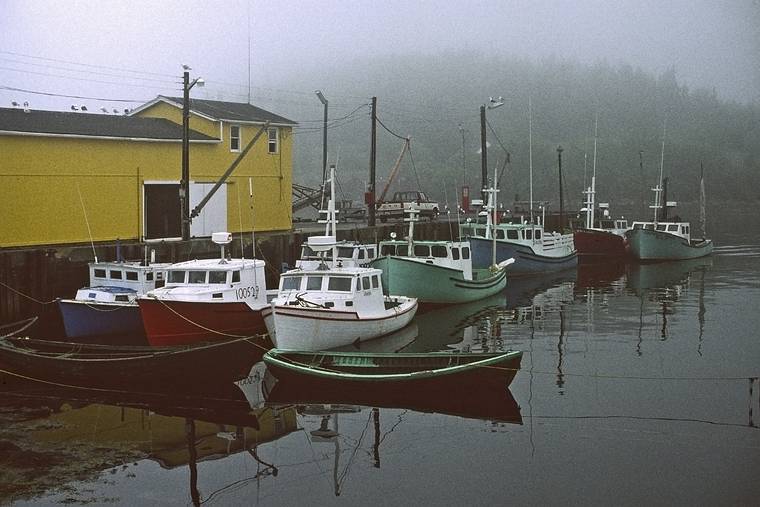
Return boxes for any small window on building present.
[268,128,279,154]
[362,276,371,290]
[188,271,206,284]
[209,271,227,284]
[94,269,106,278]
[451,248,460,261]
[230,125,241,152]
[372,275,379,288]
[125,271,138,281]
[232,271,241,283]
[432,245,447,258]
[110,270,123,280]
[462,247,470,259]
[306,276,322,291]
[327,277,352,292]
[168,271,185,283]
[282,276,301,290]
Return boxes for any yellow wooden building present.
[0,97,296,248]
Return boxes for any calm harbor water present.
[1,207,759,505]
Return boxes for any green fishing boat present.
[262,348,523,386]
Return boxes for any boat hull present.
[625,229,713,260]
[58,299,147,345]
[573,228,626,257]
[138,299,268,346]
[468,236,577,274]
[267,299,418,351]
[372,256,506,304]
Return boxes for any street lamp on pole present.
[315,90,328,207]
[480,96,504,200]
[181,66,204,241]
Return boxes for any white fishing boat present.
[263,166,417,351]
[138,232,272,346]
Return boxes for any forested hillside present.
[256,51,759,211]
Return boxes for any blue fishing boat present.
[58,260,169,343]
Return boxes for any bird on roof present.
[23,101,28,107]
[113,108,119,113]
[11,101,19,107]
[71,105,79,111]
[182,64,191,70]
[81,105,88,111]
[100,107,108,113]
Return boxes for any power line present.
[0,66,178,91]
[376,115,407,140]
[0,85,145,103]
[0,50,176,78]
[0,56,178,85]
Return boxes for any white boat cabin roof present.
[278,267,384,294]
[631,221,691,240]
[87,260,169,294]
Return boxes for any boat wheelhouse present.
[625,220,713,260]
[138,232,272,346]
[296,241,378,270]
[58,260,169,343]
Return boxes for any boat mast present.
[492,165,499,268]
[652,120,666,224]
[528,97,534,227]
[699,161,706,238]
[588,114,598,229]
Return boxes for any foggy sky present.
[1,0,758,113]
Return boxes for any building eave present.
[0,130,220,143]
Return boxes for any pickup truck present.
[375,191,439,222]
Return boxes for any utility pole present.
[557,145,564,231]
[180,67,204,241]
[368,96,377,226]
[480,105,487,201]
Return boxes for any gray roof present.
[162,96,297,125]
[0,107,218,141]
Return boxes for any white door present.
[190,183,227,238]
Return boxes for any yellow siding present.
[0,113,293,247]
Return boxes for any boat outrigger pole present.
[189,121,270,222]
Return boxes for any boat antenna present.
[699,161,706,238]
[528,96,534,226]
[444,182,454,242]
[237,178,245,260]
[491,164,499,268]
[76,182,98,263]
[249,177,256,259]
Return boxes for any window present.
[462,247,470,259]
[168,271,185,283]
[230,125,241,151]
[146,272,154,281]
[685,225,690,234]
[282,276,302,290]
[414,245,430,257]
[496,229,506,239]
[525,229,533,240]
[306,276,322,291]
[507,230,519,240]
[381,244,395,256]
[397,245,409,256]
[126,271,138,281]
[667,224,679,232]
[268,128,279,154]
[209,271,227,284]
[328,277,352,292]
[431,245,447,258]
[94,268,106,278]
[232,271,240,283]
[372,275,379,288]
[368,247,375,258]
[337,246,353,258]
[358,249,365,260]
[656,224,667,231]
[536,230,542,239]
[110,270,122,280]
[115,295,129,302]
[188,271,206,283]
[451,248,460,261]
[362,276,371,290]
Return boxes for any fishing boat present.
[371,208,512,305]
[263,166,417,351]
[573,117,630,257]
[461,174,576,274]
[137,232,273,346]
[625,137,713,260]
[0,333,268,394]
[57,257,169,344]
[261,348,522,387]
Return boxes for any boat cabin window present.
[301,246,316,258]
[476,227,487,237]
[126,271,138,281]
[94,268,106,278]
[337,246,354,258]
[432,245,447,258]
[414,245,430,257]
[282,276,302,291]
[685,225,689,234]
[208,271,227,284]
[397,245,409,256]
[362,276,371,290]
[507,230,519,240]
[381,244,395,256]
[110,270,122,280]
[451,247,460,260]
[327,277,352,292]
[656,224,667,231]
[368,247,376,258]
[357,249,365,260]
[188,271,206,284]
[232,271,240,283]
[168,271,185,284]
[146,272,154,281]
[306,276,322,291]
[525,229,533,240]
[372,275,379,288]
[600,219,615,229]
[462,247,470,259]
[667,224,679,232]
[536,230,542,239]
[115,295,130,302]
[645,224,655,230]
[496,229,506,240]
